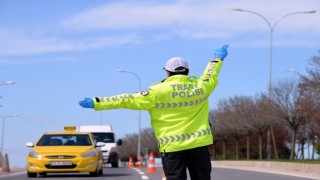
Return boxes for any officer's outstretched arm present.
[79,90,156,111]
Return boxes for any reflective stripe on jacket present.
[93,60,222,152]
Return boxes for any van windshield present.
[91,132,115,143]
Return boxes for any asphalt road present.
[0,166,318,180]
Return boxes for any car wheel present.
[27,172,37,177]
[111,162,119,168]
[89,168,99,177]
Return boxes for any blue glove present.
[214,44,229,60]
[79,98,94,108]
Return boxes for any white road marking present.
[134,168,149,180]
[141,175,149,179]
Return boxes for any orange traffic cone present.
[2,153,10,173]
[146,152,157,173]
[162,171,167,180]
[136,155,143,168]
[128,156,134,168]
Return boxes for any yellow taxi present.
[26,126,105,177]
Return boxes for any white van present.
[78,125,122,167]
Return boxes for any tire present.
[111,162,118,168]
[27,172,37,178]
[89,168,99,177]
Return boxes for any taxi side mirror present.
[26,142,34,147]
[96,142,105,147]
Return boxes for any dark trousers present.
[161,146,211,180]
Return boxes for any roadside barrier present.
[128,156,134,168]
[162,171,167,180]
[136,155,143,168]
[1,153,10,173]
[146,152,157,173]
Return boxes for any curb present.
[211,161,320,180]
[0,167,25,175]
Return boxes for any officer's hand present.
[79,98,94,108]
[214,44,229,60]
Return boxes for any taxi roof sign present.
[64,126,77,132]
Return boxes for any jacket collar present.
[164,75,189,82]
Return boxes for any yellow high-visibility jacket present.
[93,60,222,152]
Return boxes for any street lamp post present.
[231,9,315,94]
[1,114,19,154]
[270,68,298,159]
[272,68,298,80]
[232,8,316,159]
[116,69,142,159]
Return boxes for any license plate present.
[49,161,72,166]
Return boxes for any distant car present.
[26,126,105,178]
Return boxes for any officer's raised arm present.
[200,44,229,93]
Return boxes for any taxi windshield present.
[37,134,92,146]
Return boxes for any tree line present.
[117,54,320,161]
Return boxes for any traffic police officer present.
[79,44,229,180]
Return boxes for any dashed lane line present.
[134,168,149,180]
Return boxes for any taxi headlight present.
[29,151,42,158]
[81,150,96,157]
